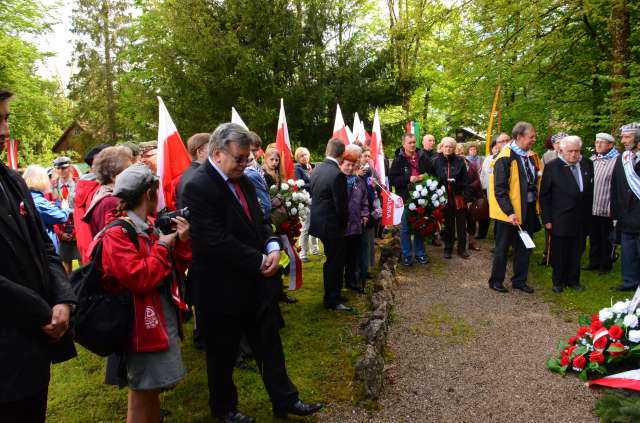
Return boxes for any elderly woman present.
[457,146,483,251]
[341,145,369,293]
[98,164,191,422]
[584,133,619,274]
[433,137,472,259]
[294,147,319,261]
[23,165,71,253]
[83,146,133,237]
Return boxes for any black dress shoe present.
[458,251,470,259]
[444,251,452,259]
[216,411,255,423]
[552,286,563,294]
[513,284,534,294]
[489,282,508,293]
[274,400,323,418]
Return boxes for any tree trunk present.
[609,0,630,131]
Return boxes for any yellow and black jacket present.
[488,146,542,228]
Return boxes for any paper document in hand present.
[518,229,535,249]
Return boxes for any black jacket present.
[182,162,281,321]
[176,160,202,210]
[540,157,594,237]
[611,153,640,234]
[432,154,472,203]
[294,163,313,192]
[388,148,434,200]
[309,158,348,240]
[0,163,76,403]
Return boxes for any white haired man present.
[540,136,594,293]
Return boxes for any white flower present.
[439,196,445,203]
[624,314,639,328]
[431,194,438,201]
[412,191,420,199]
[290,207,298,215]
[296,179,305,187]
[437,188,444,196]
[429,183,436,191]
[433,200,440,207]
[281,183,290,191]
[636,307,640,316]
[629,330,640,343]
[418,199,426,206]
[408,203,416,211]
[612,301,629,315]
[287,179,295,185]
[285,201,292,207]
[421,189,428,197]
[599,308,614,322]
[415,184,424,191]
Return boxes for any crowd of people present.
[2,82,640,422]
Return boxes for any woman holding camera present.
[97,164,191,423]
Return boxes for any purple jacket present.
[345,176,370,236]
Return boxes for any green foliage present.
[596,390,640,423]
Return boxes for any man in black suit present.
[309,138,350,311]
[182,123,321,423]
[540,135,594,293]
[175,132,208,209]
[0,89,76,421]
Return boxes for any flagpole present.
[485,84,501,156]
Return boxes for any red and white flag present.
[370,109,387,187]
[332,104,349,144]
[156,97,191,211]
[588,369,640,391]
[6,139,19,170]
[231,107,249,130]
[380,188,404,226]
[353,113,366,144]
[275,99,295,180]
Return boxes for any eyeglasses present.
[223,150,250,165]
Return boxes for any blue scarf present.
[509,142,531,157]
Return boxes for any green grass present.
[47,255,368,422]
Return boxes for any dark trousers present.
[588,215,614,272]
[345,234,362,288]
[204,309,298,416]
[321,237,346,307]
[489,219,533,287]
[621,232,640,289]
[443,205,467,254]
[477,218,491,239]
[0,388,48,423]
[550,235,582,287]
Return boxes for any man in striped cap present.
[584,133,618,274]
[611,123,640,291]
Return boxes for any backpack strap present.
[95,218,140,252]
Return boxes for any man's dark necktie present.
[524,157,535,184]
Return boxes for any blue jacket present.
[30,191,70,252]
[244,166,271,219]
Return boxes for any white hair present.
[560,135,582,149]
[345,144,363,155]
[441,137,456,147]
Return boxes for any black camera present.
[156,207,190,235]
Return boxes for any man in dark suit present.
[182,123,321,423]
[0,89,76,421]
[175,132,209,209]
[309,138,349,311]
[540,135,594,293]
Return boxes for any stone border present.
[354,237,400,403]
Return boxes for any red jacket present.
[95,216,192,352]
[74,179,100,263]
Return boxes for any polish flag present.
[370,109,387,187]
[6,139,19,170]
[332,104,349,144]
[353,113,362,142]
[345,125,356,145]
[156,97,191,211]
[588,369,640,391]
[231,107,249,130]
[380,188,404,226]
[354,113,367,144]
[275,99,295,180]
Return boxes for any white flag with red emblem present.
[156,97,191,211]
[380,188,404,226]
[370,109,387,187]
[275,99,295,180]
[231,107,249,130]
[6,139,19,170]
[332,104,349,144]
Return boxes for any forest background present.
[1,0,639,165]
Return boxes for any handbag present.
[70,220,138,357]
[468,197,489,220]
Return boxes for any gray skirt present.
[125,293,185,391]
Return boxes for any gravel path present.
[320,240,599,423]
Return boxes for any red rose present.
[591,314,600,323]
[568,336,579,345]
[577,326,590,337]
[609,341,627,357]
[609,325,624,341]
[433,208,443,219]
[589,351,605,364]
[572,354,587,371]
[562,345,577,357]
[591,320,604,332]
[560,355,570,366]
[593,334,609,350]
[416,207,425,215]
